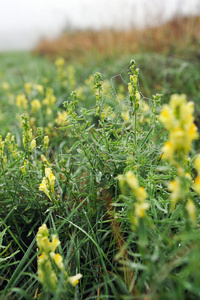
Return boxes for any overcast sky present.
[0,0,200,51]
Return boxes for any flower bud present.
[29,139,36,151]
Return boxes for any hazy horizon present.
[0,0,200,52]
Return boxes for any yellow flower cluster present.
[168,178,182,211]
[21,114,37,151]
[22,128,32,149]
[55,57,66,80]
[43,88,56,107]
[22,128,36,151]
[41,154,51,166]
[55,111,69,126]
[121,110,129,122]
[101,105,116,122]
[67,273,83,286]
[21,159,28,175]
[0,136,6,166]
[4,132,19,159]
[85,74,94,88]
[117,92,125,102]
[24,82,44,95]
[36,224,82,293]
[186,199,196,225]
[31,99,41,113]
[55,57,65,68]
[66,65,76,88]
[118,171,149,225]
[159,94,198,164]
[159,94,199,222]
[29,139,36,150]
[39,168,55,200]
[16,94,28,110]
[2,82,10,91]
[24,82,32,94]
[193,154,200,194]
[36,224,64,292]
[167,157,197,222]
[35,84,44,95]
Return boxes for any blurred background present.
[0,0,200,52]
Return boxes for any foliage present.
[0,55,200,300]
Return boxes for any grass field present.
[1,14,200,299]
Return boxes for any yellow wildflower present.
[135,187,147,202]
[2,82,10,91]
[46,87,54,97]
[46,107,53,115]
[39,178,51,200]
[121,111,129,122]
[159,105,176,130]
[125,171,139,191]
[40,236,50,253]
[50,253,64,270]
[141,101,149,113]
[45,167,52,178]
[159,94,198,164]
[35,84,44,94]
[43,93,56,107]
[29,139,36,151]
[49,174,55,193]
[101,105,113,121]
[128,83,134,95]
[16,94,28,110]
[36,224,69,293]
[67,274,82,287]
[119,171,149,225]
[186,199,196,225]
[193,176,200,194]
[194,154,200,175]
[170,94,186,111]
[55,111,68,126]
[135,90,141,102]
[0,141,5,157]
[39,168,55,199]
[134,202,150,219]
[21,165,26,175]
[38,253,47,264]
[170,127,185,149]
[55,57,65,67]
[168,178,181,211]
[188,123,198,139]
[36,224,49,251]
[31,99,41,113]
[24,82,32,94]
[49,235,60,252]
[185,172,192,180]
[41,154,50,165]
[129,75,137,85]
[21,159,28,175]
[3,156,7,166]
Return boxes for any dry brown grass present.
[34,15,200,61]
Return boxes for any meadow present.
[1,15,200,299]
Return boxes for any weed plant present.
[0,58,200,300]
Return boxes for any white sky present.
[0,0,199,51]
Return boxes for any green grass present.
[0,50,200,299]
